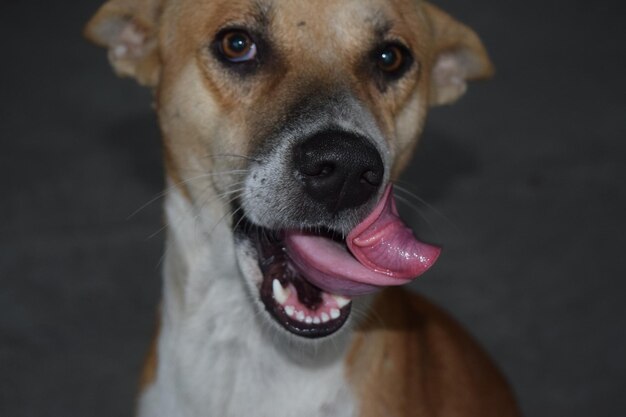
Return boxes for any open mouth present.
[239,185,441,339]
[253,227,352,338]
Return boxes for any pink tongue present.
[284,185,441,296]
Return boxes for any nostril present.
[300,161,335,177]
[361,169,382,186]
[319,165,334,177]
[315,163,334,178]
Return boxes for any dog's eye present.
[374,43,413,79]
[377,45,403,72]
[218,30,257,63]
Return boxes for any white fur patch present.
[137,187,358,417]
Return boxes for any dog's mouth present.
[252,226,353,338]
[239,185,441,339]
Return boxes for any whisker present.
[127,170,249,220]
[201,153,262,163]
[192,185,245,230]
[146,222,171,241]
[231,206,247,234]
[394,194,436,233]
[204,193,247,236]
[145,185,245,240]
[196,183,246,209]
[393,182,458,231]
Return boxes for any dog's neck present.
[138,184,357,417]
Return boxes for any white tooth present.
[330,308,340,320]
[296,311,305,321]
[272,279,290,305]
[321,313,330,323]
[313,317,321,324]
[333,295,351,308]
[305,316,313,324]
[284,306,295,317]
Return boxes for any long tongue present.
[284,185,441,296]
[347,184,441,277]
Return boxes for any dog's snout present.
[294,131,384,213]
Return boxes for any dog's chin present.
[233,218,356,340]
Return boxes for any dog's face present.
[87,0,492,339]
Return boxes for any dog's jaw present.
[234,232,371,340]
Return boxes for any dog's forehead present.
[174,0,421,52]
[271,0,390,67]
[268,0,391,31]
[193,0,394,25]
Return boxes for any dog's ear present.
[84,0,163,87]
[423,3,494,106]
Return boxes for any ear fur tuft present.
[84,0,163,87]
[423,3,494,106]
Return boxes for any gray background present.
[1,0,625,416]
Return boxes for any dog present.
[85,0,519,416]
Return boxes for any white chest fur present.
[136,188,357,417]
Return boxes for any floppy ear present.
[84,0,163,87]
[423,3,495,106]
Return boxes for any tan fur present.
[347,288,519,417]
[422,3,494,106]
[86,0,494,188]
[87,1,515,415]
[138,311,160,391]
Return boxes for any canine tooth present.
[330,308,340,320]
[305,316,313,324]
[296,311,305,321]
[333,295,350,308]
[284,306,295,317]
[313,317,321,324]
[272,279,290,305]
[321,313,330,323]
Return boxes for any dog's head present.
[86,0,492,339]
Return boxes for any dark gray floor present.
[1,1,624,416]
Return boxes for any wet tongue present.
[347,184,441,278]
[284,185,441,296]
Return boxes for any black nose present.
[294,131,384,213]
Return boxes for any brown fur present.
[86,0,494,193]
[86,1,516,415]
[347,288,519,416]
[138,312,160,391]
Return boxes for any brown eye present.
[219,31,257,62]
[377,44,405,73]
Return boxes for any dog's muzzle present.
[236,105,440,338]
